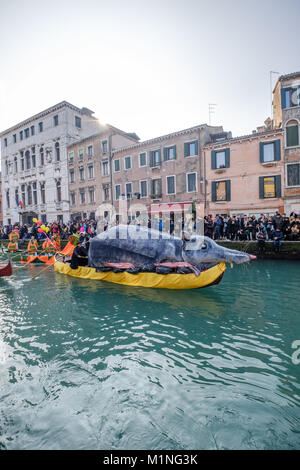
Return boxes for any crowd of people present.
[1,211,300,254]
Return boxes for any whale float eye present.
[201,243,208,250]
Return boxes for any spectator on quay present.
[272,226,283,253]
[257,227,267,253]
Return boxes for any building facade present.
[0,172,3,226]
[67,126,140,220]
[94,124,229,223]
[273,71,300,215]
[204,126,284,217]
[0,101,102,225]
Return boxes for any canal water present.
[0,260,299,450]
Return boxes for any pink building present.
[204,125,285,217]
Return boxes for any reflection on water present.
[0,260,299,450]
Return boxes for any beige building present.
[67,126,139,220]
[204,124,284,217]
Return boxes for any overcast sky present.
[0,0,299,145]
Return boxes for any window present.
[260,140,281,162]
[103,184,110,202]
[6,190,10,208]
[115,184,121,200]
[20,130,23,141]
[126,183,132,198]
[102,140,108,153]
[25,150,31,170]
[40,147,44,166]
[259,175,281,199]
[79,167,84,181]
[25,128,29,138]
[56,181,61,202]
[13,134,17,143]
[102,161,109,176]
[88,164,94,179]
[164,146,176,161]
[53,115,59,126]
[287,164,300,187]
[166,175,176,195]
[124,156,131,170]
[80,190,85,204]
[114,159,120,172]
[75,116,81,128]
[211,149,230,169]
[89,187,95,203]
[68,151,74,163]
[31,126,35,136]
[187,172,197,192]
[55,142,60,161]
[33,182,37,205]
[282,87,300,109]
[40,183,45,204]
[149,149,161,167]
[4,138,7,147]
[20,151,24,171]
[14,157,18,173]
[27,185,32,205]
[32,147,36,168]
[70,169,75,184]
[140,180,148,198]
[5,160,8,175]
[15,189,19,207]
[212,180,231,202]
[150,179,162,198]
[78,148,84,161]
[286,120,299,147]
[39,122,43,132]
[70,192,76,205]
[139,152,147,167]
[184,140,198,157]
[87,145,93,157]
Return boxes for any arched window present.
[56,180,61,202]
[286,120,299,147]
[40,146,44,166]
[5,160,8,175]
[6,190,10,208]
[25,150,31,170]
[14,157,18,174]
[20,151,24,171]
[31,146,36,168]
[55,142,60,162]
[27,185,32,205]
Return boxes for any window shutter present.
[259,176,264,199]
[275,175,281,198]
[226,180,231,201]
[150,180,155,195]
[211,182,216,202]
[163,148,168,161]
[158,149,161,163]
[274,140,281,161]
[225,148,230,168]
[286,126,299,147]
[173,145,177,160]
[195,140,198,155]
[158,179,162,196]
[281,88,286,109]
[149,151,154,167]
[184,143,189,157]
[259,142,264,163]
[211,151,217,169]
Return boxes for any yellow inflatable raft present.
[54,256,226,290]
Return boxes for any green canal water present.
[0,260,299,450]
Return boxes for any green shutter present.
[281,88,286,109]
[225,148,230,168]
[173,145,177,159]
[150,180,155,195]
[259,142,264,163]
[184,143,189,157]
[211,182,216,202]
[286,126,299,147]
[149,151,154,167]
[226,180,231,201]
[211,151,217,169]
[274,139,281,161]
[195,140,198,155]
[259,176,264,199]
[163,148,168,161]
[275,175,281,198]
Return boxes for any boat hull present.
[0,261,12,277]
[54,258,226,290]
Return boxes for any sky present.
[0,0,300,146]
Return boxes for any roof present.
[279,71,300,81]
[203,127,283,149]
[66,124,140,148]
[0,101,97,137]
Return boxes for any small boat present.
[54,254,226,290]
[0,257,12,277]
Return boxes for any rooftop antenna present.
[209,103,217,125]
[270,71,280,119]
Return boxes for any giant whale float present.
[54,225,256,290]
